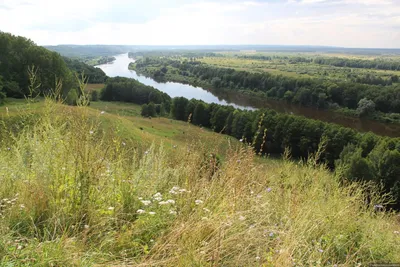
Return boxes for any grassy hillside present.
[0,99,400,266]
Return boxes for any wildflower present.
[374,204,384,211]
[17,245,23,250]
[170,186,180,194]
[256,194,262,198]
[318,249,324,253]
[144,150,149,155]
[239,215,246,221]
[201,217,208,220]
[100,111,105,114]
[250,191,254,195]
[141,200,151,206]
[108,207,115,211]
[149,211,156,215]
[137,209,145,214]
[19,204,25,209]
[203,208,210,213]
[167,199,175,204]
[255,256,260,261]
[159,201,168,205]
[237,159,241,163]
[153,192,162,201]
[89,130,94,135]
[394,231,400,234]
[150,239,154,242]
[239,139,243,142]
[179,188,187,193]
[169,210,177,215]
[269,232,274,237]
[138,197,143,200]
[84,225,90,229]
[122,142,126,146]
[7,147,10,151]
[195,199,203,205]
[267,187,272,193]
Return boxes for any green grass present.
[0,98,400,266]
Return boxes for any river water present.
[96,53,400,137]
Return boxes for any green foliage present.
[63,57,108,83]
[357,98,376,117]
[141,104,149,117]
[66,88,78,106]
[134,57,400,114]
[0,31,73,98]
[100,77,171,110]
[90,90,99,101]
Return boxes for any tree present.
[66,88,78,106]
[141,104,149,117]
[147,102,156,117]
[357,98,376,117]
[91,90,99,101]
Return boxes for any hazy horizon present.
[1,0,400,48]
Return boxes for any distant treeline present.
[134,58,400,114]
[238,54,400,71]
[128,51,220,59]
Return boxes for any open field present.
[199,55,400,82]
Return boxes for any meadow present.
[1,97,400,266]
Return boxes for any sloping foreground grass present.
[0,99,400,266]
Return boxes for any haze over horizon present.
[1,0,400,48]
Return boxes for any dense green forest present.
[100,80,400,209]
[0,32,74,98]
[0,32,110,102]
[132,57,400,116]
[63,57,107,83]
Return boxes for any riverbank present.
[129,61,400,137]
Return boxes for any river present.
[96,53,400,137]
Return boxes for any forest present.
[99,79,400,208]
[0,32,108,101]
[132,57,400,118]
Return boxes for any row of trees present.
[135,58,400,114]
[100,77,171,108]
[167,97,400,208]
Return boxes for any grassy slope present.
[0,99,400,266]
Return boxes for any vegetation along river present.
[96,54,400,137]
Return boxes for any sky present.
[1,0,400,48]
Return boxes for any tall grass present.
[0,98,399,266]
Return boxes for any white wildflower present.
[141,200,151,206]
[137,209,145,214]
[167,199,175,204]
[17,245,23,250]
[100,111,105,114]
[169,210,177,215]
[108,207,115,211]
[239,215,246,221]
[195,199,203,205]
[203,208,210,213]
[89,130,94,135]
[149,211,156,215]
[84,225,90,229]
[255,256,260,261]
[394,231,400,234]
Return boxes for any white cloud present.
[0,0,399,48]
